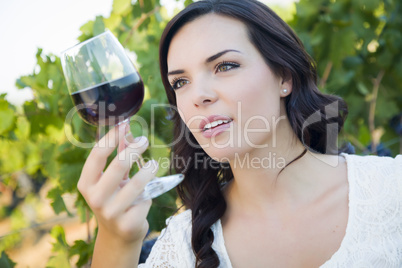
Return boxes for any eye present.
[171,78,189,90]
[215,61,240,73]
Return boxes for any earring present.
[282,88,288,95]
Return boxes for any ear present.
[279,75,292,97]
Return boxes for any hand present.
[78,123,158,244]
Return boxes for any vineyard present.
[0,0,401,266]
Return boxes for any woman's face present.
[167,14,291,161]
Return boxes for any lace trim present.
[139,210,194,267]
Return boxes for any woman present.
[78,0,402,267]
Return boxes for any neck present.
[225,120,311,214]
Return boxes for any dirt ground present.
[5,216,96,268]
[1,184,96,268]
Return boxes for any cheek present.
[228,65,280,102]
[232,79,280,118]
[232,75,282,138]
[240,96,281,134]
[176,96,200,131]
[175,92,191,115]
[176,97,185,119]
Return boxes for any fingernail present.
[125,135,148,147]
[134,136,147,143]
[124,131,135,144]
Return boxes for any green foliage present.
[47,187,72,216]
[0,96,16,135]
[291,0,402,155]
[1,0,182,266]
[69,239,94,267]
[0,207,28,253]
[1,0,400,266]
[0,251,16,268]
[46,226,71,268]
[46,225,94,268]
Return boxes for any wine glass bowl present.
[62,31,144,126]
[61,30,184,203]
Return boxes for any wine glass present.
[61,30,184,204]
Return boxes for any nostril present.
[193,95,215,107]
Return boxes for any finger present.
[119,178,130,188]
[118,134,129,180]
[96,136,149,197]
[113,160,158,210]
[80,123,128,186]
[119,129,137,179]
[96,122,128,150]
[102,161,157,222]
[120,199,152,235]
[125,199,152,220]
[116,199,152,240]
[125,199,152,219]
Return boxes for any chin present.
[194,136,233,161]
[201,146,246,164]
[195,132,271,162]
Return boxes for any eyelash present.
[170,61,241,90]
[214,61,240,73]
[170,77,187,91]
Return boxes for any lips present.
[199,115,233,131]
[204,119,232,130]
[199,115,233,138]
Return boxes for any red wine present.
[71,73,144,126]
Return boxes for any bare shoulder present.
[304,152,348,185]
[308,152,347,170]
[306,152,348,203]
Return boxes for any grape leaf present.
[70,240,94,267]
[46,226,71,268]
[47,187,72,216]
[0,251,16,268]
[0,99,15,135]
[93,16,105,36]
[112,0,132,15]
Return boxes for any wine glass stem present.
[121,117,146,169]
[136,155,145,169]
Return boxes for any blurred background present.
[0,0,401,267]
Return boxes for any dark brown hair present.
[159,0,348,267]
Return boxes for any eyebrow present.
[167,69,185,76]
[167,49,241,76]
[206,49,241,63]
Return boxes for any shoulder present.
[165,209,192,228]
[159,210,192,244]
[141,210,194,267]
[342,152,401,166]
[343,153,402,181]
[331,155,402,266]
[343,153,402,212]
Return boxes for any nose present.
[192,80,218,108]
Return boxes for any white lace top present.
[139,154,402,267]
